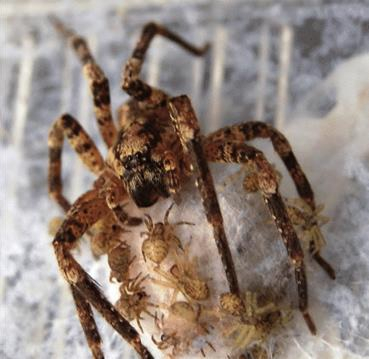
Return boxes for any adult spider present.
[48,17,335,358]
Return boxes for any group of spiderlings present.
[127,200,289,357]
[49,165,330,358]
[217,164,331,357]
[140,203,216,357]
[85,202,214,357]
[97,181,321,358]
[86,210,155,332]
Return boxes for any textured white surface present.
[1,2,369,358]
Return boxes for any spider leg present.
[167,95,240,296]
[53,188,153,358]
[203,140,316,334]
[164,202,175,224]
[205,123,335,280]
[122,23,209,107]
[223,322,241,338]
[48,113,104,212]
[71,285,104,359]
[205,122,314,207]
[50,16,117,147]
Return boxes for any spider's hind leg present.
[203,140,316,334]
[50,16,117,147]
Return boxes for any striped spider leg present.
[48,19,145,358]
[52,185,153,358]
[205,121,335,280]
[168,95,317,334]
[168,96,241,296]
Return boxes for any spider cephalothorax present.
[48,17,335,359]
[116,273,156,333]
[110,115,184,207]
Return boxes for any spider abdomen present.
[183,278,209,301]
[142,237,169,265]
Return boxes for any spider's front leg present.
[167,95,240,296]
[203,140,317,335]
[50,16,117,147]
[122,22,209,107]
[53,188,153,358]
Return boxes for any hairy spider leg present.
[50,16,117,147]
[167,95,240,296]
[71,285,104,359]
[48,114,105,212]
[163,202,175,224]
[122,22,210,107]
[205,122,314,206]
[203,140,316,335]
[53,188,153,359]
[48,113,142,229]
[205,123,336,280]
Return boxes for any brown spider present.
[89,211,127,257]
[152,243,210,303]
[286,197,333,278]
[152,301,215,357]
[141,203,193,266]
[116,273,156,333]
[48,17,335,358]
[219,291,282,349]
[107,240,136,283]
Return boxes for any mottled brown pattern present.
[50,16,117,147]
[48,17,334,357]
[49,18,214,358]
[48,114,104,212]
[71,286,104,359]
[122,22,209,107]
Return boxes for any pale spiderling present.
[141,203,193,267]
